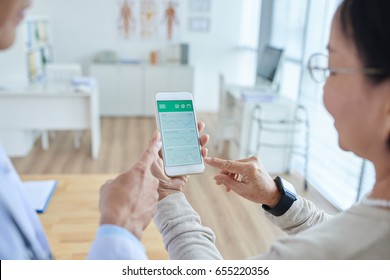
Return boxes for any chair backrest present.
[45,63,82,86]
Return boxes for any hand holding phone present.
[154,92,205,176]
[151,122,209,201]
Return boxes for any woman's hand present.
[151,122,209,201]
[204,156,281,207]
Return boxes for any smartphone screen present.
[157,100,202,167]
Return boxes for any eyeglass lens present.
[309,54,329,83]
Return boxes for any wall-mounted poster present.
[116,0,180,41]
[118,0,137,39]
[140,0,158,39]
[162,1,180,41]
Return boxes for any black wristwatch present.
[262,176,297,216]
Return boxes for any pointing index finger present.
[204,157,247,174]
[139,130,162,167]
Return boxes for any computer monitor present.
[256,45,284,91]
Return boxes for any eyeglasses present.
[307,53,387,83]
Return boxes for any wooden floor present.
[11,113,339,259]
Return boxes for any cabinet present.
[90,64,194,116]
[25,16,53,83]
[90,65,143,116]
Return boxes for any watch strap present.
[262,176,297,216]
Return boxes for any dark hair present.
[340,0,390,150]
[339,0,390,84]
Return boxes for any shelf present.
[24,17,52,84]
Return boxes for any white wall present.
[0,27,28,87]
[15,0,258,112]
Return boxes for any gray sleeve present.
[264,196,333,235]
[154,192,223,260]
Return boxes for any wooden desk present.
[0,87,100,159]
[21,174,169,260]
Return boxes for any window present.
[233,0,261,85]
[269,0,308,101]
[270,0,308,60]
[239,0,261,49]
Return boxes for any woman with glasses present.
[153,0,390,259]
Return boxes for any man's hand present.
[98,130,162,240]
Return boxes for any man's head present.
[0,0,31,50]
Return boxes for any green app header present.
[157,100,193,112]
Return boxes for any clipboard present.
[22,180,58,213]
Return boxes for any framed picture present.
[189,0,211,13]
[188,17,210,32]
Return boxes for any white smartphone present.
[154,91,205,176]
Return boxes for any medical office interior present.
[0,0,375,259]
